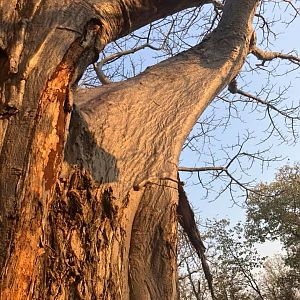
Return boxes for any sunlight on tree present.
[0,0,299,298]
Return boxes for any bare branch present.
[93,63,111,85]
[179,134,281,201]
[251,46,300,66]
[94,43,161,84]
[229,78,300,120]
[208,0,223,10]
[227,77,300,143]
[178,166,226,172]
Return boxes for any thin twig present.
[94,43,161,84]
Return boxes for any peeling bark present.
[0,0,258,299]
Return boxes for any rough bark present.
[0,0,258,299]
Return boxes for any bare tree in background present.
[0,0,300,299]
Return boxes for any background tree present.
[246,164,300,283]
[178,217,300,300]
[260,256,300,300]
[0,0,300,299]
[178,164,300,300]
[205,220,265,300]
[178,218,265,300]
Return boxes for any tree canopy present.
[246,164,300,276]
[178,216,300,300]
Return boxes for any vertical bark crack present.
[0,48,10,83]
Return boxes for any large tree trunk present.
[0,0,258,299]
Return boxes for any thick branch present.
[179,166,226,172]
[98,0,209,43]
[251,46,300,66]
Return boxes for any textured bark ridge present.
[0,0,258,299]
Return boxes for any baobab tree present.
[0,0,299,299]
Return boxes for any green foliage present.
[246,164,300,273]
[178,219,265,300]
[178,165,300,299]
[204,219,265,300]
[178,217,300,299]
